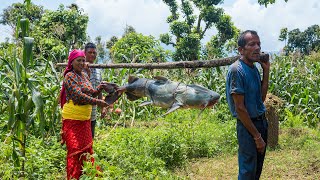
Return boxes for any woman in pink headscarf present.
[60,49,111,179]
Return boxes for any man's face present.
[85,48,97,63]
[238,33,261,62]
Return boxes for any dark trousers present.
[237,117,268,180]
[91,120,96,139]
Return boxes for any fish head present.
[205,90,220,107]
[185,85,220,108]
[118,76,151,101]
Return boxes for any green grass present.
[175,127,320,179]
[1,109,320,179]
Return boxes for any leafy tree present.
[160,0,238,61]
[258,0,289,7]
[111,32,169,63]
[280,25,320,55]
[32,4,89,62]
[279,27,288,54]
[106,25,136,50]
[95,36,107,63]
[106,25,169,63]
[279,27,288,46]
[204,16,240,59]
[106,36,119,49]
[0,2,44,29]
[123,24,136,37]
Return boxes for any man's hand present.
[254,134,266,154]
[258,53,270,71]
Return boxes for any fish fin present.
[163,103,182,116]
[139,101,152,107]
[128,76,139,84]
[125,92,141,101]
[153,76,168,82]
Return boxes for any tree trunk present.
[264,93,284,148]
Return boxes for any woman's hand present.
[100,82,118,93]
[96,99,109,107]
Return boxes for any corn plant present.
[269,53,320,127]
[1,18,45,177]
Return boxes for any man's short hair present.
[85,42,96,52]
[238,30,258,48]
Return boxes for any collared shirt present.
[226,59,266,118]
[89,68,102,121]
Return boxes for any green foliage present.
[173,33,201,61]
[0,135,65,179]
[258,0,289,7]
[282,108,305,127]
[205,23,240,59]
[94,36,107,62]
[0,16,46,176]
[111,32,170,63]
[89,109,236,179]
[279,127,320,151]
[0,2,44,28]
[269,52,320,126]
[161,0,238,61]
[279,25,320,55]
[32,4,89,62]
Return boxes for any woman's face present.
[72,56,85,74]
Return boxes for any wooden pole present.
[55,56,240,69]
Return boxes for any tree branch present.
[56,55,240,69]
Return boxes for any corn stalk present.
[1,18,45,177]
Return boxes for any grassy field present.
[175,127,320,179]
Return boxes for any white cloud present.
[75,0,170,40]
[222,0,320,51]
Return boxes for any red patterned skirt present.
[62,119,94,180]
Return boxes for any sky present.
[0,0,319,52]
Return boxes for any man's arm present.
[232,93,266,153]
[259,60,270,102]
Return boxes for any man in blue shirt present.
[226,30,270,180]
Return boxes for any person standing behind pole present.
[226,30,270,180]
[84,42,106,139]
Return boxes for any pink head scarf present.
[60,49,85,108]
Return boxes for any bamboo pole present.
[55,56,240,69]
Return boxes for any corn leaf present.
[23,37,34,68]
[32,90,45,138]
[20,19,29,38]
[12,148,20,168]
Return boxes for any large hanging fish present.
[111,76,220,115]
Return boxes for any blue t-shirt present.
[226,59,266,118]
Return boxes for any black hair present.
[84,42,96,52]
[238,30,258,48]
